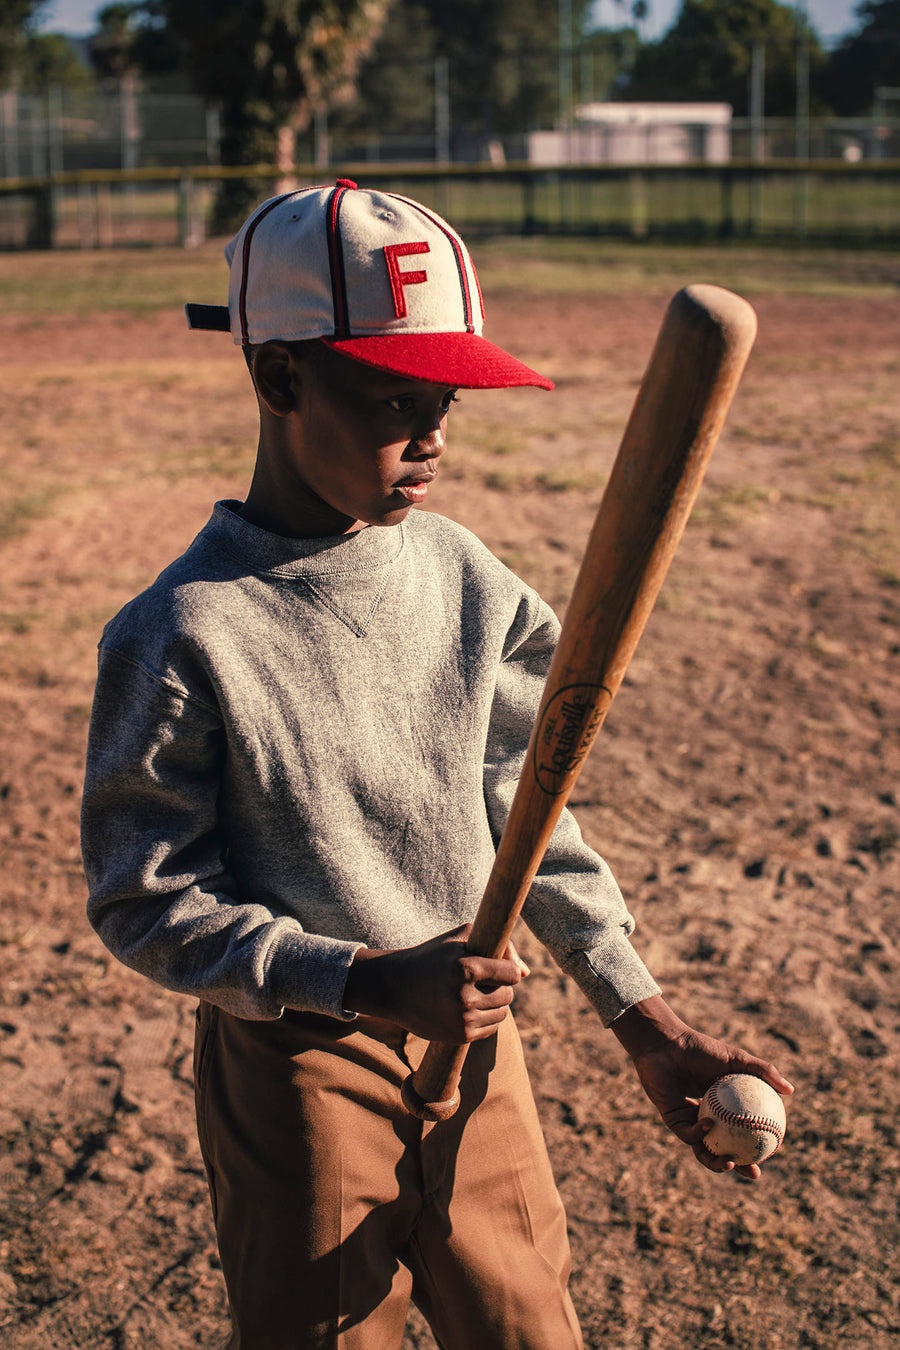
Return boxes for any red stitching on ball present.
[707,1082,785,1143]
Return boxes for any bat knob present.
[400,1072,461,1122]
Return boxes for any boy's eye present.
[387,395,416,415]
[386,390,460,416]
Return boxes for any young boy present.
[81,180,792,1350]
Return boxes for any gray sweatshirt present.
[82,502,659,1025]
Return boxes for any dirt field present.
[0,241,898,1349]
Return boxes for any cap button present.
[335,178,358,189]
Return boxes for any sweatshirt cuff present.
[562,932,661,1027]
[267,930,365,1021]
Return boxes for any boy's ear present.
[251,342,296,416]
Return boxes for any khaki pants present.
[194,1002,583,1350]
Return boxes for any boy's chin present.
[368,503,417,528]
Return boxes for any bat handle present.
[400,1042,467,1121]
[402,870,530,1122]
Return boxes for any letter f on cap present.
[383,241,430,318]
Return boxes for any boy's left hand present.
[611,995,794,1181]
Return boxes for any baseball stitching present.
[707,1080,785,1144]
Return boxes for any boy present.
[82,181,792,1349]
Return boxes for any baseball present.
[700,1074,787,1166]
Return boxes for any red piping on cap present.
[237,193,293,345]
[326,184,352,338]
[395,195,476,332]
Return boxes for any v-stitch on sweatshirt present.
[81,503,660,1025]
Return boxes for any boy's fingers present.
[503,938,531,978]
[687,1118,764,1181]
[760,1064,795,1095]
[475,983,515,1010]
[464,1008,510,1041]
[467,953,525,991]
[694,1142,762,1181]
[667,1114,711,1147]
[723,1053,794,1096]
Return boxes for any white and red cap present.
[185,179,553,390]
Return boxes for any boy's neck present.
[239,431,367,538]
[238,489,365,540]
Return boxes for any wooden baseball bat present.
[400,283,758,1122]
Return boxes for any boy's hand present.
[611,995,794,1181]
[343,924,529,1044]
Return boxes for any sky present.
[39,0,863,46]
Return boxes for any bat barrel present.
[402,284,757,1121]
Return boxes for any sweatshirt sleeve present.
[482,593,661,1025]
[81,647,362,1021]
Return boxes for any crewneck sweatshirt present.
[82,503,659,1025]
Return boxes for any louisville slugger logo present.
[533,683,611,796]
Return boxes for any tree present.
[330,1,436,148]
[422,0,599,137]
[0,1,48,87]
[822,1,900,114]
[333,0,599,154]
[581,25,643,103]
[19,32,95,97]
[160,0,393,228]
[89,2,179,83]
[622,0,828,116]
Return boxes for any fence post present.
[750,166,764,235]
[78,179,92,248]
[1,90,20,178]
[794,165,809,237]
[629,169,647,239]
[522,170,536,235]
[178,176,199,246]
[96,181,114,247]
[27,181,55,248]
[719,169,734,238]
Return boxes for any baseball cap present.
[185,179,553,391]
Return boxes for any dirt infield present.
[0,250,898,1348]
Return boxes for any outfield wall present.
[0,161,897,250]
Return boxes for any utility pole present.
[749,40,765,234]
[435,55,450,163]
[750,40,765,162]
[794,0,809,235]
[795,0,810,161]
[559,0,573,131]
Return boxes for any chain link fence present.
[0,86,219,179]
[2,83,899,179]
[0,83,897,250]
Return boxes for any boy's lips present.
[393,470,436,504]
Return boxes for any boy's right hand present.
[343,923,529,1044]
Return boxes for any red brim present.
[321,331,554,390]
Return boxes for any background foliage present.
[1,0,898,227]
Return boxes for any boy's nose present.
[410,422,446,459]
